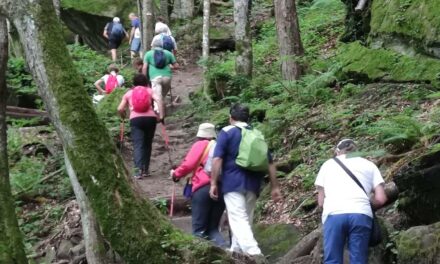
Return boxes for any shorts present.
[151,76,172,98]
[131,38,142,52]
[109,37,122,49]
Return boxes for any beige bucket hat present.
[196,123,216,138]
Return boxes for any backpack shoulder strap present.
[187,140,215,183]
[333,157,367,196]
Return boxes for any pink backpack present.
[132,86,152,112]
[105,74,119,94]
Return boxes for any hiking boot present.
[141,169,150,178]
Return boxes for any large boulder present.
[370,0,440,59]
[336,42,440,85]
[394,150,440,225]
[396,222,440,264]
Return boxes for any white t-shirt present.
[314,155,384,223]
[100,72,125,86]
[155,22,172,35]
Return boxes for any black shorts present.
[109,37,122,49]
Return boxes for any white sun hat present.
[196,123,216,138]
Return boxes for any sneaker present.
[133,175,143,180]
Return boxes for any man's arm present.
[142,62,148,76]
[316,186,325,207]
[268,163,281,202]
[103,24,109,39]
[209,157,223,200]
[371,183,387,209]
[129,27,135,43]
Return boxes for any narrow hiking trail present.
[122,65,202,204]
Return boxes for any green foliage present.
[337,42,440,85]
[370,0,440,45]
[6,58,41,108]
[96,88,128,137]
[152,198,169,215]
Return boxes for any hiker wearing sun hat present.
[170,123,227,247]
[315,138,387,264]
[103,17,128,61]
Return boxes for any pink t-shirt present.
[122,87,157,119]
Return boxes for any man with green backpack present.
[209,103,282,261]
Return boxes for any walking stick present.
[119,119,125,152]
[159,123,176,217]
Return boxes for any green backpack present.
[235,125,269,172]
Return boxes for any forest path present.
[122,64,203,213]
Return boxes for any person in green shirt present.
[142,38,179,117]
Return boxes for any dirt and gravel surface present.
[121,65,203,201]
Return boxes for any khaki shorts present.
[151,76,172,98]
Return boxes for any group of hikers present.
[96,12,388,264]
[102,14,177,62]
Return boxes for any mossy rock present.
[396,222,440,264]
[337,42,440,86]
[394,149,440,225]
[370,0,440,58]
[253,223,301,262]
[61,0,135,19]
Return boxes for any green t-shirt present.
[144,48,176,79]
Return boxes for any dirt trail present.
[122,65,203,201]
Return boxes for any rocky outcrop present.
[370,0,440,59]
[396,221,440,264]
[394,150,440,225]
[60,8,110,51]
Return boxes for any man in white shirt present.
[315,139,387,264]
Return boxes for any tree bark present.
[202,0,211,100]
[142,0,155,53]
[274,0,304,80]
[160,0,170,23]
[0,0,233,263]
[64,153,110,264]
[234,0,252,77]
[0,16,28,264]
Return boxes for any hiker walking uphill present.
[315,139,387,264]
[209,103,282,260]
[128,13,142,59]
[117,74,164,179]
[94,64,125,95]
[170,123,227,248]
[142,38,179,116]
[153,17,177,55]
[103,17,128,61]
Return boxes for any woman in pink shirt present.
[117,74,164,179]
[170,123,227,248]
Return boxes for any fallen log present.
[278,227,322,263]
[6,106,50,124]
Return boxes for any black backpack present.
[153,50,167,69]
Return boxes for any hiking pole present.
[119,119,125,152]
[170,181,175,218]
[159,123,176,217]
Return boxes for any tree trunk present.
[160,0,170,23]
[142,0,155,53]
[65,153,110,263]
[181,0,194,18]
[0,16,28,264]
[274,0,304,80]
[0,0,233,263]
[234,0,252,77]
[202,0,211,100]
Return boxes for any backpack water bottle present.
[105,74,119,94]
[131,86,152,112]
[235,126,269,172]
